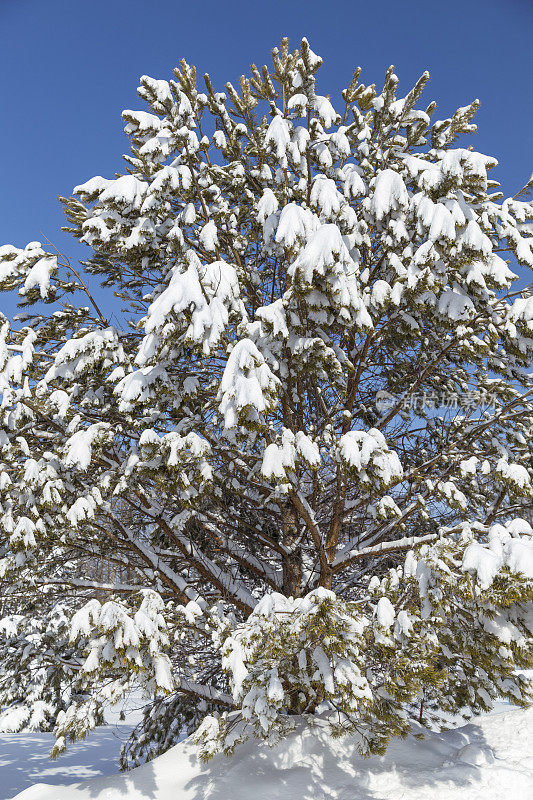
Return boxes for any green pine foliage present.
[193,526,533,759]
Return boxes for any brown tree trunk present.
[281,503,302,597]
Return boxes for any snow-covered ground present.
[5,706,533,800]
[0,725,133,800]
[0,694,148,800]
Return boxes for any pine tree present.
[0,38,533,765]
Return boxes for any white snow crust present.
[8,706,533,800]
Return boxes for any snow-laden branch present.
[332,532,439,571]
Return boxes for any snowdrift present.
[11,707,533,800]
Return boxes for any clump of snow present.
[218,339,280,428]
[337,428,403,487]
[63,423,110,471]
[261,428,320,482]
[264,116,291,163]
[375,596,395,629]
[369,168,409,220]
[136,254,243,362]
[20,256,56,299]
[98,175,147,209]
[461,521,533,590]
[9,707,533,800]
[438,287,475,321]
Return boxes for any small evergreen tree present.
[0,38,533,764]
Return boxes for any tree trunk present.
[281,503,302,597]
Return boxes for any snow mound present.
[10,707,533,800]
[456,742,495,766]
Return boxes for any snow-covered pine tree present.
[1,37,533,764]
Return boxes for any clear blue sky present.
[0,0,532,316]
